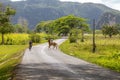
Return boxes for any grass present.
[0,33,49,80]
[0,45,27,80]
[59,34,120,72]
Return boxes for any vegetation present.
[0,33,29,45]
[60,34,120,72]
[102,24,119,38]
[0,45,27,80]
[0,33,48,80]
[0,3,16,44]
[35,15,89,38]
[29,34,41,43]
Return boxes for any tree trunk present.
[105,35,106,38]
[109,34,112,38]
[93,19,96,53]
[1,33,4,45]
[81,30,84,42]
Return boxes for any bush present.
[45,35,59,40]
[29,34,41,43]
[3,34,29,45]
[69,36,77,43]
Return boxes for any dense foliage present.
[29,34,41,43]
[35,15,89,37]
[102,24,119,38]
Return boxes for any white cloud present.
[60,0,102,3]
[11,0,25,1]
[60,0,120,11]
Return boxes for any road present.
[13,39,120,80]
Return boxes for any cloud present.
[60,0,102,3]
[101,0,120,3]
[60,0,120,11]
[11,0,25,1]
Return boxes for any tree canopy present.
[102,24,119,38]
[35,15,89,36]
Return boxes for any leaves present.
[102,24,119,38]
[35,15,89,36]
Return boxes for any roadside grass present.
[59,34,120,72]
[0,33,49,80]
[0,45,27,80]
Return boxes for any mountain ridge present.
[1,0,120,29]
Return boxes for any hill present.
[1,0,120,29]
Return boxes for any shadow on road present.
[12,63,120,80]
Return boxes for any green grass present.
[0,33,49,80]
[0,45,27,80]
[60,34,120,72]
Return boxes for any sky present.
[11,0,120,11]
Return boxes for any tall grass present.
[0,33,29,45]
[0,45,27,80]
[60,34,120,72]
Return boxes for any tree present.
[115,24,120,37]
[102,24,118,38]
[14,24,24,33]
[35,20,54,34]
[17,17,29,33]
[69,29,79,43]
[35,15,89,38]
[79,23,89,42]
[58,25,70,36]
[0,4,16,44]
[53,15,89,36]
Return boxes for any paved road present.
[13,39,120,80]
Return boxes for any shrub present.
[29,34,41,43]
[45,35,59,40]
[69,36,77,43]
[3,34,29,45]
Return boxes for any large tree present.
[53,15,89,36]
[102,24,119,38]
[0,4,16,44]
[35,15,89,38]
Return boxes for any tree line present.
[35,15,89,42]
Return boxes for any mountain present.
[97,12,120,29]
[1,0,120,29]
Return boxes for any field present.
[0,33,47,80]
[60,34,120,72]
[0,45,27,79]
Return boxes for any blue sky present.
[11,0,120,11]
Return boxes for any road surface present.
[13,39,120,80]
